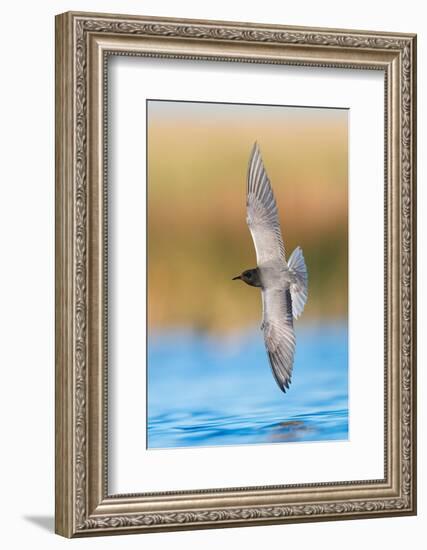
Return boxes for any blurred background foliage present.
[147,101,348,332]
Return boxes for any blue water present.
[147,322,348,449]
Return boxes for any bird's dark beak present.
[232,275,242,281]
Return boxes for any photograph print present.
[147,99,348,449]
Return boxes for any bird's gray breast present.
[259,259,291,290]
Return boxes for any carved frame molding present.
[55,11,416,537]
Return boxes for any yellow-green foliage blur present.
[148,101,348,332]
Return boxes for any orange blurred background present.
[147,100,348,331]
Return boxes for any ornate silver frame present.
[55,11,417,538]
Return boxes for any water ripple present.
[148,323,348,448]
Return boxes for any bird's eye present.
[246,272,252,278]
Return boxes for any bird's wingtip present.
[250,141,260,157]
[281,379,291,394]
[248,142,263,174]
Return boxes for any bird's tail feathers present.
[288,246,308,319]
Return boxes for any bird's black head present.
[232,268,262,288]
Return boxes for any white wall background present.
[0,1,424,548]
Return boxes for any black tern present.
[233,143,308,393]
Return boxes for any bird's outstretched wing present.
[262,288,296,392]
[246,143,286,265]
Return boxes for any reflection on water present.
[147,322,348,449]
[268,420,312,442]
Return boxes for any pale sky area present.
[147,99,348,122]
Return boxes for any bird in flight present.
[233,143,308,393]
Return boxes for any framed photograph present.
[55,11,417,537]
